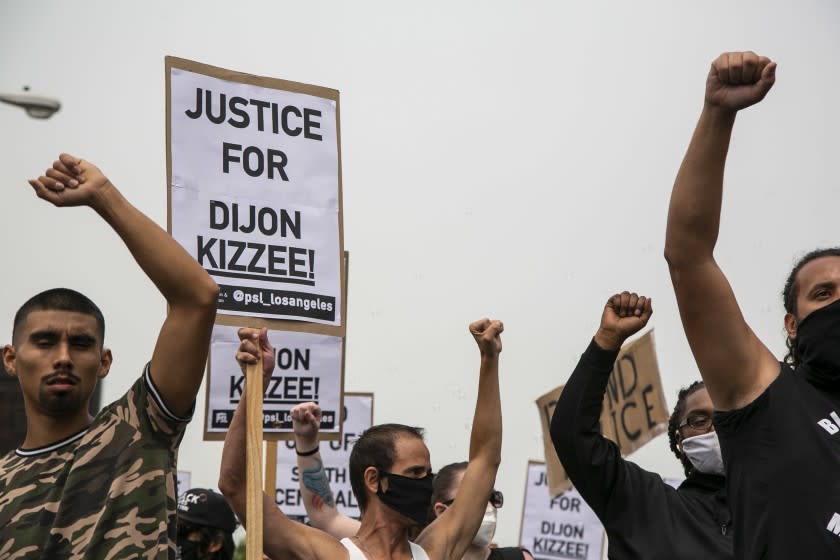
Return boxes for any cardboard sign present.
[167,57,344,329]
[271,393,373,517]
[519,461,604,560]
[536,330,668,497]
[204,324,344,441]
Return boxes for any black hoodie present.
[550,339,732,559]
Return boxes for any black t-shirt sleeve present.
[550,339,674,521]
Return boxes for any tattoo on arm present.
[303,458,335,509]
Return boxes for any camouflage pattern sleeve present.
[0,365,195,559]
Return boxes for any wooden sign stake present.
[246,359,264,560]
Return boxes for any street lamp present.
[0,87,61,119]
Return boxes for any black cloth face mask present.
[795,298,840,391]
[376,471,434,525]
[176,539,203,560]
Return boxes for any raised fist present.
[291,402,322,443]
[469,318,504,357]
[29,153,114,209]
[705,51,776,113]
[594,292,652,351]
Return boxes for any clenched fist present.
[469,318,504,357]
[705,51,776,113]
[594,291,652,351]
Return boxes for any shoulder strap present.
[339,538,367,560]
[408,541,430,560]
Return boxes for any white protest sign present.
[271,393,372,516]
[520,462,604,560]
[204,324,344,440]
[167,57,344,327]
[176,471,192,495]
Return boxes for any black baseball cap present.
[177,488,238,533]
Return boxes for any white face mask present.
[472,506,497,547]
[681,430,724,476]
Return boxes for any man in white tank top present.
[219,318,504,560]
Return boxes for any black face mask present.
[177,538,213,560]
[177,539,200,560]
[795,298,840,391]
[376,471,434,526]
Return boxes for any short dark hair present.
[667,380,706,477]
[428,461,468,522]
[782,248,840,366]
[349,423,425,512]
[13,288,105,345]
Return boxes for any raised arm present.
[551,293,659,517]
[30,154,218,417]
[218,328,347,560]
[664,52,779,410]
[418,318,503,559]
[291,402,360,538]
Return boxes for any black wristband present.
[296,444,319,457]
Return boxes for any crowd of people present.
[1,50,839,559]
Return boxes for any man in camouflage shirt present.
[0,153,218,559]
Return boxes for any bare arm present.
[292,402,360,538]
[31,154,218,417]
[418,319,503,558]
[218,328,347,560]
[664,52,780,410]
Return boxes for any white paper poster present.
[271,393,372,516]
[168,58,343,326]
[176,471,192,495]
[204,324,344,438]
[520,462,604,560]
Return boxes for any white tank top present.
[340,537,430,560]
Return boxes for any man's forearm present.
[219,398,248,522]
[296,431,337,515]
[91,182,218,306]
[468,354,502,465]
[665,105,737,264]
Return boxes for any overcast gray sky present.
[2,0,839,552]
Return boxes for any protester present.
[429,462,534,560]
[288,402,532,560]
[550,292,731,558]
[665,51,840,556]
[219,319,503,559]
[177,488,238,560]
[0,154,218,558]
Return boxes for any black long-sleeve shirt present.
[550,339,732,559]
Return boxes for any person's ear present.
[434,502,449,518]
[784,312,798,342]
[98,348,113,379]
[3,345,17,377]
[364,466,380,495]
[207,535,223,553]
